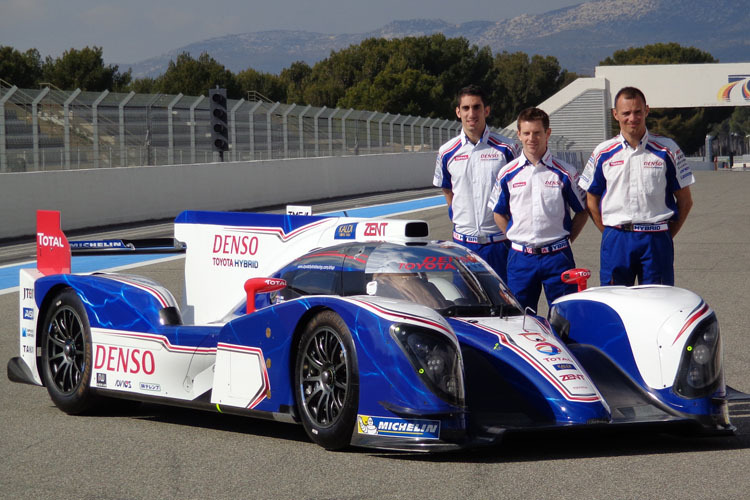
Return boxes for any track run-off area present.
[2,174,750,500]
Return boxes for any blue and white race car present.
[7,210,748,451]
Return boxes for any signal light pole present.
[209,88,229,161]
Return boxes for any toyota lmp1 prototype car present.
[7,209,749,452]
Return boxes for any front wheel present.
[40,289,99,414]
[294,311,359,450]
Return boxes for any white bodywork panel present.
[555,285,711,389]
[90,328,216,399]
[467,315,604,404]
[19,268,43,385]
[211,343,269,409]
[174,214,429,325]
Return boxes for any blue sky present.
[1,0,583,64]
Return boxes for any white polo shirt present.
[580,130,695,227]
[433,126,518,236]
[491,150,586,247]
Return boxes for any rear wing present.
[36,210,71,275]
[174,210,430,324]
[69,238,185,254]
[36,208,183,263]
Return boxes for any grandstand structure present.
[0,80,586,174]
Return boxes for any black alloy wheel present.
[295,311,359,450]
[41,289,99,414]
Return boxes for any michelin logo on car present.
[357,415,440,439]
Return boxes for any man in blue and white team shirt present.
[491,107,588,311]
[433,85,518,282]
[579,86,694,286]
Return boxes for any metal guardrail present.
[0,84,584,173]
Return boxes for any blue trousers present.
[600,228,674,286]
[507,246,577,312]
[457,240,509,284]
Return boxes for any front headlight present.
[390,324,464,407]
[674,314,722,398]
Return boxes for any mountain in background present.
[124,0,749,78]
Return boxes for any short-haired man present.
[580,86,694,286]
[491,108,588,311]
[433,85,518,282]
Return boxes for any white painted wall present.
[497,62,750,156]
[596,63,750,108]
[0,152,436,240]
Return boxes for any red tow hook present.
[561,268,591,292]
[244,278,287,314]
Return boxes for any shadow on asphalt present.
[84,400,750,462]
[120,403,313,445]
[389,404,750,464]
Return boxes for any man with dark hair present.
[491,107,588,311]
[580,86,694,286]
[433,85,518,282]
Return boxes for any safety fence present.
[0,83,584,173]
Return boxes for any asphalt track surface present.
[2,173,750,500]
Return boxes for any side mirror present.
[244,278,287,314]
[561,268,591,292]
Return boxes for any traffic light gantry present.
[209,88,229,160]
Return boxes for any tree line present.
[1,38,747,155]
[0,35,576,129]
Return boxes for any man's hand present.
[494,212,509,233]
[670,186,693,238]
[586,193,604,232]
[441,188,454,209]
[569,210,589,243]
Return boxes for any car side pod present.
[561,268,591,292]
[244,278,287,314]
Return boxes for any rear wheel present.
[40,289,99,414]
[294,311,359,450]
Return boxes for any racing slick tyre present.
[40,289,100,414]
[294,310,359,450]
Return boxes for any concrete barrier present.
[0,152,435,240]
[2,151,717,240]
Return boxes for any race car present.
[7,209,748,452]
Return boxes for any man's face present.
[456,94,489,138]
[613,95,649,140]
[517,119,550,159]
